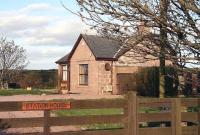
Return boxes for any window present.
[79,64,88,85]
[62,65,67,81]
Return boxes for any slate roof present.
[56,34,127,64]
[55,54,69,64]
[82,34,122,60]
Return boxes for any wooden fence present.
[137,95,200,135]
[0,92,199,135]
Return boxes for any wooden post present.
[198,98,200,135]
[44,110,50,135]
[57,65,61,92]
[171,98,182,135]
[127,91,138,135]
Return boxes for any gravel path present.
[0,94,123,134]
[0,94,122,101]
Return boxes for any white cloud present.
[0,15,51,33]
[0,3,58,16]
[0,3,96,69]
[26,45,72,69]
[19,3,58,13]
[0,7,88,46]
[21,19,85,46]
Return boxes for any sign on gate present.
[22,101,71,111]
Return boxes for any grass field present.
[0,89,55,96]
[54,108,123,116]
[54,108,124,130]
[53,106,170,130]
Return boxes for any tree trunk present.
[0,76,3,90]
[159,0,169,98]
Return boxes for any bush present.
[136,67,159,97]
[183,72,192,96]
[136,67,178,97]
[16,70,57,89]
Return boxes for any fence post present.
[44,110,50,135]
[171,98,182,135]
[198,98,200,135]
[127,91,138,135]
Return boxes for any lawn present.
[53,107,167,130]
[53,106,172,130]
[54,108,123,116]
[0,89,55,96]
[53,108,124,130]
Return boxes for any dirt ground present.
[0,93,122,101]
[0,94,122,134]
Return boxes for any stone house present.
[56,34,170,95]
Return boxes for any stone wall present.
[115,49,172,67]
[98,61,112,94]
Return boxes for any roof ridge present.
[56,34,124,63]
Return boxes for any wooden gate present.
[0,98,128,135]
[0,92,199,135]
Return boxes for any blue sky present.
[0,0,94,69]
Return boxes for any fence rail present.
[0,99,127,135]
[138,97,200,135]
[0,92,199,135]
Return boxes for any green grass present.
[140,107,163,113]
[53,107,170,130]
[53,108,124,130]
[0,89,55,96]
[187,106,200,112]
[84,123,124,130]
[54,108,123,116]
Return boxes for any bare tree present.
[0,38,28,89]
[63,0,200,97]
